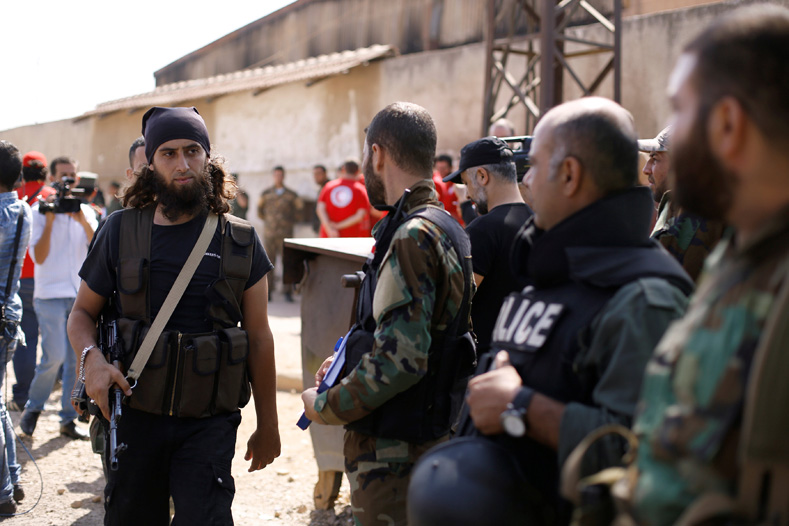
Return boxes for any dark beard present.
[363,156,387,210]
[152,168,211,221]
[672,108,736,221]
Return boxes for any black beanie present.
[141,107,211,164]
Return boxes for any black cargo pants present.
[103,407,241,526]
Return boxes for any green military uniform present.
[257,186,303,292]
[314,179,470,526]
[651,191,726,282]
[632,206,789,525]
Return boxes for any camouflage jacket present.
[257,185,303,239]
[314,179,469,433]
[633,206,789,526]
[650,191,726,282]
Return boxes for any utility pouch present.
[126,327,173,415]
[178,333,221,418]
[216,327,251,412]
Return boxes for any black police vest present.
[343,203,476,443]
[483,240,694,520]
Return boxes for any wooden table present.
[283,238,374,505]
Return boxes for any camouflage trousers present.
[344,430,445,526]
[263,234,284,292]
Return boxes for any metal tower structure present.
[481,0,622,135]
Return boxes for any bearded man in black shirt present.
[67,106,281,525]
[444,137,532,356]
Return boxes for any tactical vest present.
[344,204,476,444]
[480,243,693,521]
[114,206,254,418]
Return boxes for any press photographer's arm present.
[67,282,131,421]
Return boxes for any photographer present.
[0,141,32,514]
[19,156,97,440]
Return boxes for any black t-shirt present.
[80,210,272,334]
[465,202,532,355]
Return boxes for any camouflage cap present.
[638,125,672,153]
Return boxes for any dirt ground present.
[4,291,354,525]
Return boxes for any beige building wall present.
[378,43,489,161]
[624,0,723,16]
[1,118,95,175]
[209,63,382,235]
[564,0,789,138]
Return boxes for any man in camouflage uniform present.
[639,126,725,282]
[301,102,475,526]
[257,165,303,300]
[631,6,789,524]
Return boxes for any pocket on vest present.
[216,327,251,412]
[178,333,221,418]
[126,328,172,415]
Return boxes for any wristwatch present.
[500,387,535,438]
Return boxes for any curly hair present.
[120,155,237,215]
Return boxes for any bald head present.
[488,118,516,138]
[537,97,638,195]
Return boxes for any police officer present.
[411,97,693,525]
[301,102,475,526]
[68,106,281,524]
[630,6,789,524]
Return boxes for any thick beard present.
[672,109,736,221]
[363,155,387,210]
[152,167,211,221]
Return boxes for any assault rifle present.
[101,319,127,471]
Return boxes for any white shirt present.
[30,202,98,299]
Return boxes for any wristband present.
[79,345,96,383]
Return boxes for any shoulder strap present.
[126,213,218,382]
[23,185,45,204]
[407,206,474,335]
[1,207,26,319]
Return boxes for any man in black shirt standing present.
[444,137,532,356]
[68,106,281,524]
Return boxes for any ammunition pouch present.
[117,318,251,417]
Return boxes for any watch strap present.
[512,386,535,411]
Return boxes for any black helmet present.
[407,436,533,526]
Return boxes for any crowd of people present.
[0,3,784,525]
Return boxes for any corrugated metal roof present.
[80,44,396,119]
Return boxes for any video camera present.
[497,136,533,182]
[38,177,84,214]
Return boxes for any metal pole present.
[540,0,557,116]
[613,0,622,102]
[481,0,496,136]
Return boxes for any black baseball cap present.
[443,136,513,183]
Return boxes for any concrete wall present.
[1,118,95,175]
[564,0,789,138]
